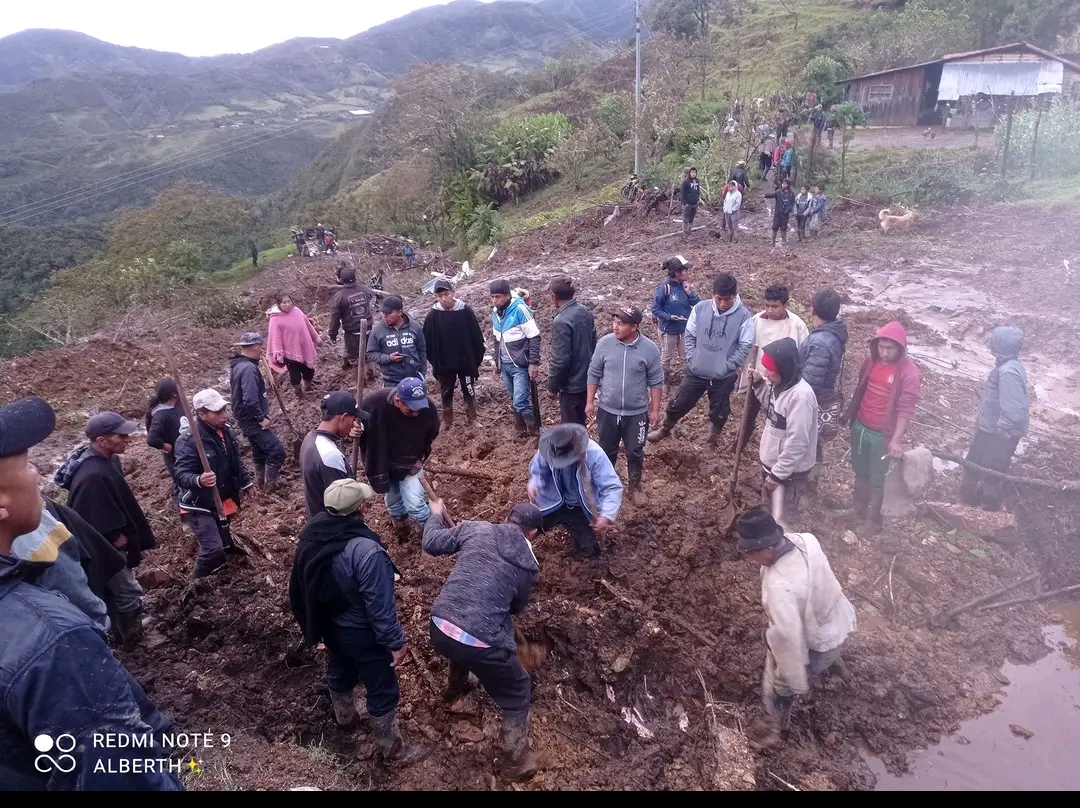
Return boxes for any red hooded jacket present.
[844,322,922,442]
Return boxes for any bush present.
[195,296,259,328]
[839,149,979,207]
[1000,99,1080,180]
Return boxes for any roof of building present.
[837,42,1080,85]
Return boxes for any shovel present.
[262,360,304,462]
[722,363,758,537]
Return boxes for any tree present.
[934,0,1080,49]
[839,1,975,75]
[803,55,845,107]
[649,0,719,39]
[833,102,868,183]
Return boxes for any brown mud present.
[3,194,1079,790]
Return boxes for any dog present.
[879,207,916,234]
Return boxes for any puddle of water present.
[867,611,1080,790]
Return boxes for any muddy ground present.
[4,191,1079,791]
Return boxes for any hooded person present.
[422,279,486,426]
[490,280,541,435]
[764,180,796,247]
[758,339,819,531]
[527,423,623,559]
[680,167,701,237]
[367,295,428,389]
[145,378,183,502]
[229,332,286,492]
[842,322,922,536]
[960,327,1029,511]
[422,500,543,781]
[735,509,855,751]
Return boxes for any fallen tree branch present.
[930,451,1080,492]
[932,572,1039,627]
[768,771,801,791]
[977,582,1080,612]
[232,530,274,562]
[600,579,716,648]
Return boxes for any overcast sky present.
[2,0,494,57]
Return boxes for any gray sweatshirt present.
[422,512,540,652]
[587,333,664,416]
[684,295,754,380]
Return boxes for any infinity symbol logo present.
[33,733,77,773]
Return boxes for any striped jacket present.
[491,296,541,369]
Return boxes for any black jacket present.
[422,300,486,378]
[729,166,750,188]
[766,188,796,220]
[173,417,253,515]
[146,403,182,478]
[800,319,848,399]
[46,499,127,603]
[359,389,440,493]
[300,429,352,518]
[681,178,701,206]
[547,299,597,395]
[229,355,270,428]
[328,282,376,339]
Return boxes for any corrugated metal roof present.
[938,59,1063,100]
[838,42,1080,86]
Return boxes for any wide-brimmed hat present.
[734,509,785,552]
[538,423,589,469]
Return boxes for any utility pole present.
[634,0,641,176]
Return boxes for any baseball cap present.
[0,397,56,459]
[508,502,543,532]
[86,412,138,440]
[232,332,264,347]
[395,377,429,411]
[380,295,404,314]
[192,389,229,412]
[489,279,511,296]
[321,391,359,418]
[324,478,376,516]
[432,278,454,293]
[613,305,643,325]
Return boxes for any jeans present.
[851,420,889,490]
[437,371,476,409]
[429,623,531,713]
[596,408,648,485]
[284,359,315,386]
[241,424,285,468]
[325,623,399,719]
[959,430,1019,511]
[559,390,587,426]
[105,566,143,616]
[343,328,369,362]
[500,363,533,417]
[542,504,598,557]
[385,471,430,523]
[659,333,686,378]
[186,511,229,576]
[666,371,737,428]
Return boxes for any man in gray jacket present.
[960,326,1029,511]
[366,295,427,388]
[649,273,754,446]
[423,499,542,782]
[586,305,664,501]
[546,277,596,426]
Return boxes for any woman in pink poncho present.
[266,293,323,397]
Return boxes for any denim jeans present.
[500,363,533,416]
[385,471,430,523]
[106,566,143,615]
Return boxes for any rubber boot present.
[303,378,316,394]
[253,463,266,489]
[330,690,356,727]
[647,414,676,443]
[750,694,794,751]
[706,419,726,448]
[513,412,528,437]
[442,663,474,703]
[342,356,354,371]
[264,463,282,494]
[524,412,540,437]
[465,403,478,425]
[115,609,144,646]
[443,406,454,428]
[293,384,304,400]
[849,477,871,524]
[857,489,885,539]
[498,709,541,782]
[628,470,646,506]
[391,516,411,543]
[371,709,427,766]
[193,550,227,579]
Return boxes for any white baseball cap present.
[192,389,229,412]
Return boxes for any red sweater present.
[844,322,922,442]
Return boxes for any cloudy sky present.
[2,0,494,57]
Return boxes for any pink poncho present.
[266,305,323,375]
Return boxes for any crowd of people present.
[0,247,1034,788]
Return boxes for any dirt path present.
[4,193,1079,790]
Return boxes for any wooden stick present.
[729,363,757,499]
[420,475,455,527]
[768,771,802,791]
[351,319,368,478]
[977,582,1080,612]
[931,451,1080,492]
[551,725,613,760]
[261,360,302,439]
[932,572,1039,626]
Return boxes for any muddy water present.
[868,609,1080,790]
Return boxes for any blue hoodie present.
[651,280,700,335]
[528,440,623,522]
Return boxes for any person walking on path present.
[546,277,597,426]
[586,306,663,503]
[800,289,848,471]
[422,499,543,781]
[490,280,541,435]
[794,185,813,242]
[648,273,753,447]
[841,322,922,537]
[229,332,285,493]
[367,295,427,389]
[423,279,485,427]
[402,243,415,269]
[765,180,796,247]
[360,378,440,540]
[680,167,701,237]
[735,509,855,751]
[328,265,376,371]
[721,181,742,242]
[301,392,364,518]
[267,293,324,397]
[959,327,1028,511]
[173,389,254,578]
[650,256,699,382]
[54,412,156,645]
[758,339,819,531]
[289,479,426,765]
[528,423,622,559]
[145,377,183,504]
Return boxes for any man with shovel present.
[229,332,285,493]
[174,389,254,578]
[422,498,543,781]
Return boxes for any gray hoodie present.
[422,512,540,652]
[587,333,664,416]
[976,326,1029,438]
[684,295,754,380]
[366,314,427,386]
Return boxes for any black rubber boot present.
[331,690,356,727]
[706,418,727,448]
[193,550,227,579]
[850,476,871,523]
[857,488,885,538]
[253,463,266,489]
[498,709,541,782]
[524,412,540,436]
[264,463,282,494]
[293,384,304,400]
[465,403,478,425]
[513,412,528,436]
[114,609,144,646]
[443,406,454,428]
[372,709,428,766]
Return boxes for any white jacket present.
[761,533,856,695]
[759,377,819,481]
[723,189,742,214]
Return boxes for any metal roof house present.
[836,43,1080,127]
